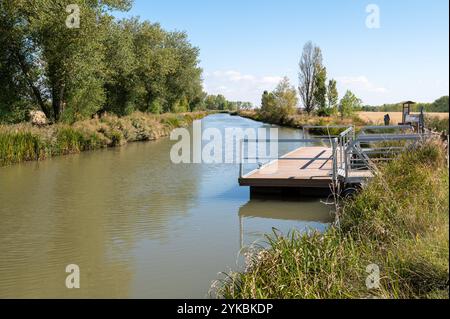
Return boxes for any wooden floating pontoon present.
[238,125,432,197]
[239,146,337,189]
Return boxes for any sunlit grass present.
[0,111,208,166]
[216,140,449,299]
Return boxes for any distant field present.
[358,112,449,124]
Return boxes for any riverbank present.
[216,140,449,299]
[238,110,367,135]
[238,110,449,134]
[0,111,209,167]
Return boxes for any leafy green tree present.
[104,18,139,116]
[314,66,327,115]
[204,95,218,110]
[164,31,203,112]
[273,77,298,117]
[339,90,362,119]
[327,79,338,110]
[429,96,449,112]
[260,77,298,120]
[0,0,50,120]
[0,0,206,122]
[216,95,229,110]
[0,0,132,122]
[260,91,276,116]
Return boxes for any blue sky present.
[114,0,449,106]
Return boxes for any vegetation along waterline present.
[0,111,208,167]
[238,109,449,136]
[215,140,449,299]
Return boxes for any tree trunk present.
[13,49,51,118]
[52,84,65,122]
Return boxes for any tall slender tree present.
[298,41,323,114]
[327,79,339,110]
[314,66,327,112]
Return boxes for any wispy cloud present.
[205,70,284,105]
[336,75,388,94]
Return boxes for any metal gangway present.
[331,124,439,188]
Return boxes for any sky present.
[114,0,449,106]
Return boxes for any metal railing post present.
[332,138,338,185]
[345,144,349,181]
[239,139,244,178]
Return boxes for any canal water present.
[0,114,333,298]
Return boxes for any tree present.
[260,77,298,121]
[327,79,339,110]
[0,0,205,123]
[314,66,327,115]
[429,96,449,112]
[0,0,132,122]
[298,41,323,114]
[215,95,228,110]
[104,18,139,116]
[339,90,362,119]
[0,0,51,120]
[163,31,203,112]
[273,77,298,117]
[260,91,276,115]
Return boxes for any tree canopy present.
[260,77,298,121]
[0,0,209,123]
[339,90,362,118]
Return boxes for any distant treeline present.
[361,96,449,113]
[0,1,250,124]
[203,94,252,111]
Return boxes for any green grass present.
[0,132,47,166]
[0,111,209,166]
[216,140,449,299]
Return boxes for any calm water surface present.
[0,114,333,298]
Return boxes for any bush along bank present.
[216,140,449,299]
[0,112,208,167]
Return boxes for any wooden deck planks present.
[239,147,335,188]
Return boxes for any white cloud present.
[336,75,388,94]
[205,71,393,106]
[204,70,284,105]
[333,75,390,105]
[261,76,284,84]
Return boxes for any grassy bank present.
[216,140,449,299]
[0,111,208,167]
[238,110,367,135]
